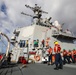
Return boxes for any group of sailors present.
[62,49,76,64]
[47,41,76,70]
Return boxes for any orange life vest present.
[67,51,72,56]
[47,48,53,54]
[63,50,67,56]
[54,44,61,53]
[73,50,76,55]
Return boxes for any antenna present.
[48,17,52,21]
[21,12,33,17]
[25,4,34,10]
[21,4,48,24]
[24,4,48,18]
[25,4,48,14]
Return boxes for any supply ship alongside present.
[10,4,76,63]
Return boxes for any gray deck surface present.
[0,63,76,75]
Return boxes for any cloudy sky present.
[0,0,76,38]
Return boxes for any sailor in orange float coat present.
[67,50,74,63]
[72,49,76,63]
[47,46,53,65]
[63,49,68,64]
[54,41,63,70]
[54,44,61,53]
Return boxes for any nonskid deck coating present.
[0,63,76,75]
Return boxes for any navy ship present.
[10,4,76,63]
[0,4,76,75]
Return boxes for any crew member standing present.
[54,41,63,70]
[47,46,53,65]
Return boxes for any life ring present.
[34,55,40,61]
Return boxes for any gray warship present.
[0,4,76,75]
[10,4,76,63]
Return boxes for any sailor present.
[34,39,39,48]
[26,40,28,47]
[41,39,45,47]
[47,46,53,65]
[67,50,74,64]
[72,49,76,63]
[7,52,13,64]
[54,41,63,70]
[63,49,68,64]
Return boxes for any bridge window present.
[19,40,25,47]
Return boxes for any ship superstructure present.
[11,4,76,63]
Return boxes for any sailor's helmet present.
[54,41,58,45]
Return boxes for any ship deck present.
[0,63,76,75]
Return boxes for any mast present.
[21,4,48,24]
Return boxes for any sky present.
[0,0,76,52]
[0,0,76,37]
